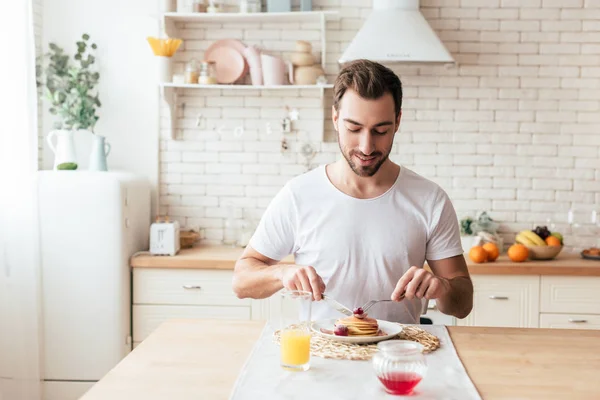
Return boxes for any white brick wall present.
[33,0,43,167]
[160,0,600,250]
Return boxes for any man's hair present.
[333,59,403,117]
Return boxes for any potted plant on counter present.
[38,33,110,171]
[460,211,504,254]
[470,212,503,252]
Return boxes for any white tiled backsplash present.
[159,0,600,250]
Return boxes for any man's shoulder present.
[285,165,326,193]
[399,166,444,196]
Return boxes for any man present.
[232,59,473,324]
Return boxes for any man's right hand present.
[280,265,326,301]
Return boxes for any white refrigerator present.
[37,171,151,400]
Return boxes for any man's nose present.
[358,131,375,155]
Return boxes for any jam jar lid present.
[377,340,424,357]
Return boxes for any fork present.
[360,299,393,313]
[360,291,405,313]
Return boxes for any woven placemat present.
[272,324,440,361]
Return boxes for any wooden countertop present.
[131,245,600,276]
[81,319,600,400]
[465,253,600,276]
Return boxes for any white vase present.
[157,56,173,83]
[47,130,78,170]
[88,135,111,171]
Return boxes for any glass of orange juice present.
[279,290,312,372]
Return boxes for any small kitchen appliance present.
[150,217,181,256]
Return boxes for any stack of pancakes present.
[335,315,379,336]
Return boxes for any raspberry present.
[334,324,348,336]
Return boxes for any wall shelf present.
[159,83,333,140]
[162,10,338,71]
[161,82,333,90]
[159,10,339,140]
[163,11,339,38]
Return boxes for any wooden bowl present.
[180,230,200,249]
[526,245,562,260]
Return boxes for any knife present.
[322,293,353,317]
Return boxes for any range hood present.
[339,0,455,64]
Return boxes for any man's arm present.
[391,255,473,319]
[232,245,326,301]
[426,255,473,319]
[232,245,286,299]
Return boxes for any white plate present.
[311,319,402,344]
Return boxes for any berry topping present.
[334,324,349,336]
[353,307,364,315]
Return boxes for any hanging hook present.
[195,113,206,129]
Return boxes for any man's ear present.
[395,110,402,131]
[332,105,338,132]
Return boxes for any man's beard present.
[338,139,391,177]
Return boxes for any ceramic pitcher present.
[89,134,111,171]
[261,54,294,86]
[47,130,78,170]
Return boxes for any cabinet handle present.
[182,285,202,290]
[568,319,587,323]
[489,296,509,300]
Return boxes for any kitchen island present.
[81,318,600,400]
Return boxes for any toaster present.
[149,217,180,256]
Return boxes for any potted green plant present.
[38,34,109,170]
[470,212,504,252]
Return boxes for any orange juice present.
[280,329,311,369]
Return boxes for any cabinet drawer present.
[43,381,95,400]
[459,275,539,328]
[133,268,250,307]
[133,304,251,342]
[540,313,600,330]
[540,276,600,314]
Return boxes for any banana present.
[519,230,546,246]
[515,233,535,246]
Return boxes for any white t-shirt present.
[248,165,464,324]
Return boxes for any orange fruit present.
[469,246,488,263]
[545,236,561,246]
[482,242,499,262]
[508,244,529,262]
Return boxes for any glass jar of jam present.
[372,340,427,395]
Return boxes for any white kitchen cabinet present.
[133,268,250,306]
[540,276,600,315]
[458,276,540,328]
[460,275,600,330]
[43,382,94,400]
[539,313,600,330]
[132,268,268,344]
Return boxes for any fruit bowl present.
[526,245,563,260]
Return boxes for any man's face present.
[332,89,401,177]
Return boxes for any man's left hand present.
[391,266,451,301]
